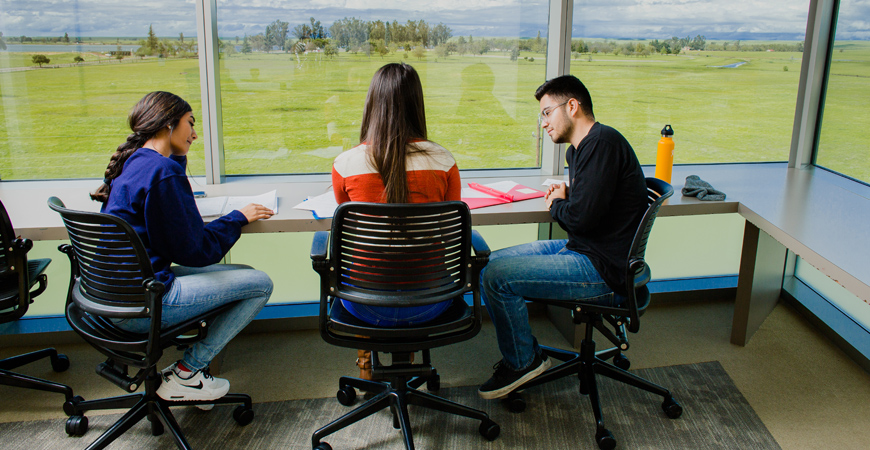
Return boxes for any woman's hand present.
[238,203,275,223]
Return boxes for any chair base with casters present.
[62,302,255,450]
[505,303,682,450]
[0,346,75,404]
[312,300,500,450]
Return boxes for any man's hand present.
[545,182,568,209]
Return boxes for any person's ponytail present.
[90,92,192,203]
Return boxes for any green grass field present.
[1,41,868,181]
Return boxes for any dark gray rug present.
[0,361,779,449]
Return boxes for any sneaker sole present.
[478,357,553,400]
[156,384,230,402]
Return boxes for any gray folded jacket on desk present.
[681,175,726,201]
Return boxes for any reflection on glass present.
[216,0,548,175]
[571,0,807,165]
[815,0,870,183]
[0,1,201,180]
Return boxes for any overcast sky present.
[0,0,867,41]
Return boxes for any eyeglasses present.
[539,100,572,123]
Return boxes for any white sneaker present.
[156,364,230,402]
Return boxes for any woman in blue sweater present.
[91,92,275,403]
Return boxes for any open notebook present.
[195,190,278,217]
[461,181,545,209]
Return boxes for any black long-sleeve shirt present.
[549,122,647,295]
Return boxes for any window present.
[215,0,549,175]
[814,0,870,183]
[0,1,202,181]
[570,0,809,165]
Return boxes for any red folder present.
[462,182,545,210]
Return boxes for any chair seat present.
[525,263,652,319]
[0,258,50,305]
[327,297,474,345]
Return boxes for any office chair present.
[506,178,681,450]
[48,197,254,450]
[0,199,75,403]
[310,201,499,450]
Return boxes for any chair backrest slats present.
[48,197,155,317]
[330,202,472,307]
[628,178,674,276]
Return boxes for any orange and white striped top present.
[332,140,461,204]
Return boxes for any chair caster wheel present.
[612,353,630,370]
[66,415,88,436]
[150,417,164,436]
[427,373,441,392]
[313,442,333,450]
[595,428,616,450]
[662,396,683,419]
[479,419,500,441]
[63,395,84,416]
[52,354,71,372]
[233,406,255,425]
[337,385,357,406]
[506,392,526,413]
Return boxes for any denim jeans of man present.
[481,239,621,371]
[116,264,273,371]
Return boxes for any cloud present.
[0,0,865,41]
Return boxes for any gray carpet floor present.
[0,361,778,449]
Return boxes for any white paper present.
[483,180,519,192]
[543,178,569,187]
[460,187,497,199]
[516,188,538,194]
[293,191,338,219]
[195,190,278,217]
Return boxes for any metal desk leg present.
[732,221,787,346]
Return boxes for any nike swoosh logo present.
[183,381,204,390]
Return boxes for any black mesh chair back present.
[48,196,253,450]
[320,201,481,349]
[510,178,680,450]
[0,199,73,403]
[311,201,499,450]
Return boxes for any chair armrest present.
[311,231,329,264]
[471,230,490,258]
[12,237,33,255]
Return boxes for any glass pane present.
[0,1,202,180]
[216,1,548,175]
[571,0,808,165]
[795,257,870,330]
[815,0,870,183]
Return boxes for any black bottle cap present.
[661,124,674,137]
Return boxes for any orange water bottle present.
[654,125,674,184]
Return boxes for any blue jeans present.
[481,240,621,371]
[115,264,273,372]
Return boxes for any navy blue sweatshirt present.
[102,148,248,288]
[549,123,647,296]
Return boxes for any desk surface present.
[2,163,867,302]
[0,170,733,240]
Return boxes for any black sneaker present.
[478,353,552,400]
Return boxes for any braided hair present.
[90,91,192,203]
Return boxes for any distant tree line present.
[133,25,196,59]
[571,35,804,57]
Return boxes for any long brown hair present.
[359,63,427,203]
[90,91,192,203]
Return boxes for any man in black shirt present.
[479,75,648,400]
